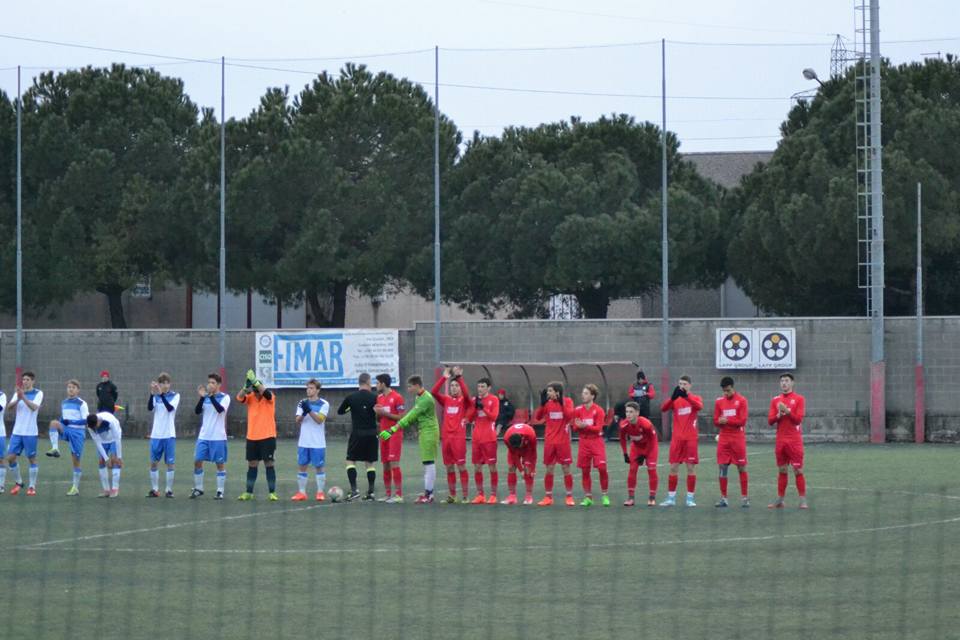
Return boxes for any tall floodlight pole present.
[868,0,886,443]
[915,182,924,443]
[660,39,671,438]
[433,46,442,377]
[15,66,23,382]
[219,56,227,384]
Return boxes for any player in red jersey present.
[431,366,471,503]
[659,375,703,507]
[713,376,750,508]
[767,373,808,509]
[501,422,537,505]
[531,382,576,507]
[618,402,659,507]
[573,384,609,507]
[374,374,406,503]
[466,377,500,504]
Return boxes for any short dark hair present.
[547,382,564,395]
[157,372,171,384]
[376,373,392,386]
[208,372,222,384]
[407,375,423,387]
[22,371,35,380]
[679,375,692,384]
[720,376,735,388]
[507,433,523,449]
[358,373,371,385]
[584,383,600,399]
[477,377,492,387]
[306,379,321,390]
[625,401,640,412]
[86,414,98,428]
[780,372,795,381]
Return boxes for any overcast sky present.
[1,0,957,153]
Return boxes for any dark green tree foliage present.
[0,92,15,312]
[728,57,960,315]
[14,65,198,327]
[436,115,724,318]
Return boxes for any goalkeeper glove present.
[623,453,630,464]
[300,399,311,414]
[475,397,484,411]
[671,386,682,401]
[678,388,688,398]
[378,426,398,441]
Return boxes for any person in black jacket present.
[337,373,380,501]
[96,371,118,414]
[496,388,516,437]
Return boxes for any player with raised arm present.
[532,382,576,507]
[378,375,440,504]
[86,411,123,497]
[146,373,179,498]
[291,379,330,502]
[501,422,537,505]
[375,374,406,503]
[431,365,471,503]
[714,376,750,508]
[768,373,809,510]
[660,375,704,507]
[5,371,43,496]
[619,401,659,507]
[338,373,380,501]
[573,384,609,507]
[467,376,500,504]
[47,379,89,495]
[192,373,230,500]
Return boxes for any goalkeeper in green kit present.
[378,375,439,504]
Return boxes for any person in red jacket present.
[467,377,500,504]
[659,375,704,507]
[713,376,750,508]
[531,382,576,507]
[431,366,471,503]
[767,373,808,510]
[501,423,537,505]
[619,402,658,507]
[573,384,608,507]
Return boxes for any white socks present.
[424,464,436,494]
[316,472,326,492]
[216,471,226,493]
[297,472,308,493]
[150,469,160,492]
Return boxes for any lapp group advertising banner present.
[255,330,400,388]
[716,328,796,370]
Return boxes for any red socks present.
[490,470,499,495]
[777,472,788,497]
[581,469,593,495]
[719,476,728,497]
[523,472,534,496]
[627,464,639,491]
[447,471,456,496]
[686,474,696,494]
[507,471,517,495]
[383,466,393,496]
[796,473,806,497]
[563,473,573,494]
[598,467,609,492]
[475,471,484,494]
[739,470,749,497]
[648,469,658,495]
[668,474,678,493]
[544,473,554,495]
[460,470,469,496]
[392,468,402,496]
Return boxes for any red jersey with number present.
[533,397,575,445]
[768,392,805,441]
[431,376,470,439]
[660,394,703,440]
[619,417,657,456]
[377,390,405,431]
[713,393,748,435]
[468,394,500,444]
[504,422,537,457]
[573,404,605,441]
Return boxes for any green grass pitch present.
[2,439,958,640]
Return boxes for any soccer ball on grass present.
[328,486,345,503]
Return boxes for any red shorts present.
[630,443,658,468]
[775,439,804,468]
[717,434,748,466]
[441,436,467,466]
[543,441,573,466]
[577,439,607,469]
[380,432,402,463]
[507,448,537,473]
[471,440,498,465]
[668,437,699,465]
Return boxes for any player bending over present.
[147,373,179,498]
[619,402,659,507]
[192,373,230,500]
[292,379,330,502]
[501,423,537,505]
[532,382,576,507]
[714,376,750,508]
[768,373,808,510]
[86,412,123,498]
[573,384,609,507]
[431,366,471,503]
[47,379,89,495]
[378,376,440,504]
[5,371,43,496]
[660,375,703,507]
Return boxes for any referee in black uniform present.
[337,373,380,501]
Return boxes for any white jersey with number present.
[149,392,180,439]
[12,389,43,436]
[198,393,230,441]
[296,398,329,449]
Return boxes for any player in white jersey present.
[291,379,330,502]
[47,379,90,495]
[86,412,123,497]
[5,371,43,496]
[147,372,180,498]
[0,387,7,493]
[192,372,230,500]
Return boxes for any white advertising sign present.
[255,330,400,388]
